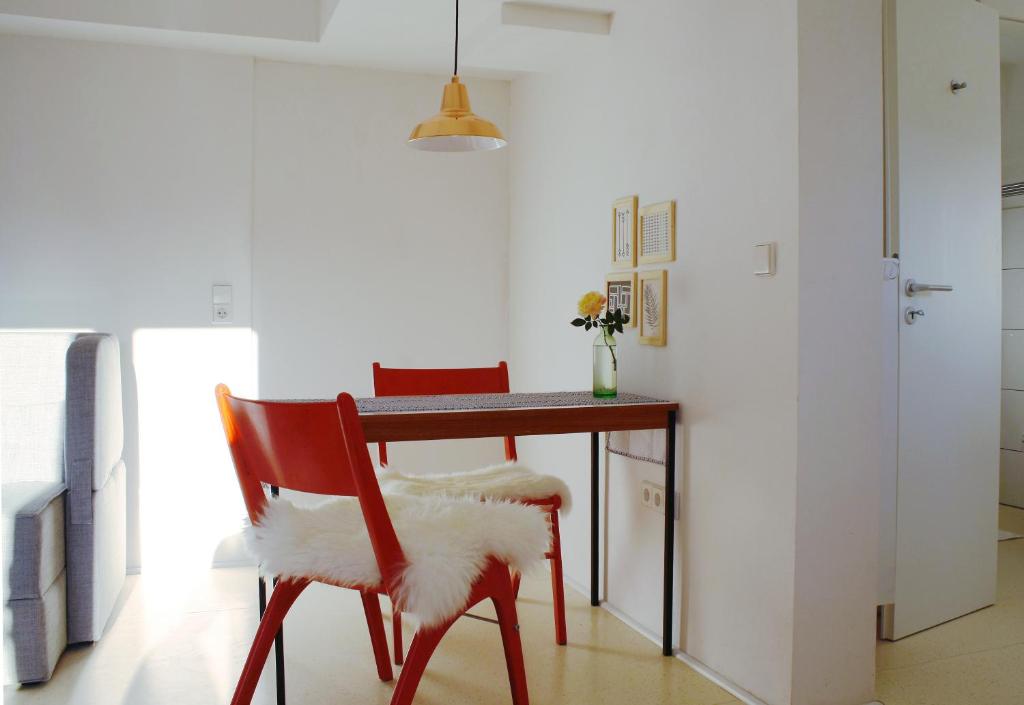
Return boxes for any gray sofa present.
[1,332,127,684]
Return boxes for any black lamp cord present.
[454,0,459,77]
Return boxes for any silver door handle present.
[905,279,953,296]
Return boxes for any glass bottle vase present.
[593,329,618,398]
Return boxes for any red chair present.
[372,361,568,664]
[216,385,531,705]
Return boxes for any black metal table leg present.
[273,578,285,705]
[270,485,285,705]
[663,411,677,656]
[590,431,600,607]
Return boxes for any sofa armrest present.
[2,481,66,603]
[3,482,68,684]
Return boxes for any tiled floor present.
[5,567,739,705]
[875,505,1024,705]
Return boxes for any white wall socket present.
[212,304,232,323]
[641,480,679,519]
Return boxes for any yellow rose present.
[578,291,607,318]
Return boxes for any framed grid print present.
[605,272,637,328]
[639,200,676,265]
[639,269,667,346]
[612,195,638,269]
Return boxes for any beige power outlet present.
[641,480,678,519]
[641,481,664,513]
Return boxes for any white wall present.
[509,2,801,702]
[0,35,255,572]
[0,37,513,569]
[252,60,511,472]
[508,2,881,704]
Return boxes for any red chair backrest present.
[215,384,406,592]
[371,361,517,466]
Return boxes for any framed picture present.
[605,272,637,328]
[612,195,638,269]
[639,269,667,346]
[639,200,676,264]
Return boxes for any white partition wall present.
[508,2,883,703]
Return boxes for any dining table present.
[348,389,682,656]
[257,390,681,705]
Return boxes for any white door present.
[886,0,1002,639]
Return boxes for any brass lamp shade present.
[408,76,507,152]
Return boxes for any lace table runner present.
[353,391,668,413]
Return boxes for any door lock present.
[905,307,925,324]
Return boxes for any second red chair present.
[372,361,571,664]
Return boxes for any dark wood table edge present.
[358,402,679,443]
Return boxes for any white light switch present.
[754,243,776,276]
[212,284,233,324]
[212,285,233,304]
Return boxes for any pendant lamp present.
[408,0,507,151]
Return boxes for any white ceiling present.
[4,2,1022,76]
[0,0,616,78]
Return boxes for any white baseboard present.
[211,558,256,569]
[125,558,255,575]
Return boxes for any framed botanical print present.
[639,269,667,346]
[605,272,637,328]
[639,200,676,264]
[612,195,638,269]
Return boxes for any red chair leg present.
[389,617,458,705]
[548,508,568,646]
[360,592,394,682]
[511,571,522,598]
[392,608,404,666]
[231,578,309,705]
[492,568,530,705]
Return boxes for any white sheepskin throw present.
[245,494,548,628]
[378,461,572,513]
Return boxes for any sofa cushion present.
[0,332,76,485]
[65,334,124,525]
[2,481,66,602]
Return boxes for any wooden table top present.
[355,391,678,442]
[268,391,679,442]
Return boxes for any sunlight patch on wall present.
[133,328,257,584]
